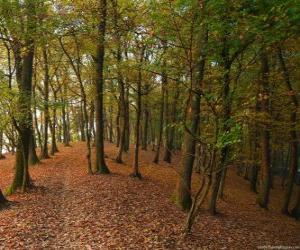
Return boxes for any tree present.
[94,0,110,174]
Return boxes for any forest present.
[0,0,299,249]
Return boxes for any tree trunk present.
[61,84,70,147]
[29,131,39,165]
[142,107,149,151]
[0,130,5,159]
[176,28,207,211]
[80,102,86,142]
[50,102,59,155]
[131,47,145,179]
[131,56,143,179]
[163,86,180,163]
[153,72,166,164]
[0,189,7,208]
[124,85,130,152]
[291,185,300,219]
[41,48,50,159]
[257,49,271,209]
[94,0,109,174]
[115,44,126,163]
[277,47,299,215]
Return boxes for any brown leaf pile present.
[0,142,299,249]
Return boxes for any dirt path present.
[0,143,299,249]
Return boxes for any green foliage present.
[216,119,242,149]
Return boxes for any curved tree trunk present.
[176,26,207,211]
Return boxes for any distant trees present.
[0,0,299,232]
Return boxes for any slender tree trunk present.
[257,49,271,209]
[90,101,96,146]
[33,86,42,153]
[80,102,86,142]
[61,84,70,147]
[142,107,149,151]
[131,54,143,179]
[163,83,179,163]
[0,130,5,159]
[108,104,114,143]
[94,0,109,174]
[176,26,207,211]
[50,98,59,155]
[124,85,130,152]
[116,104,120,147]
[41,48,50,159]
[115,45,126,163]
[153,73,166,164]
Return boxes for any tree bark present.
[257,49,271,209]
[41,47,50,159]
[176,26,207,211]
[94,0,110,174]
[131,47,145,179]
[163,85,179,163]
[277,47,299,215]
[291,185,300,219]
[153,72,166,164]
[0,130,5,159]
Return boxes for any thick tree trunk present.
[291,185,300,219]
[29,132,39,165]
[277,47,299,215]
[94,0,109,174]
[8,141,30,194]
[0,189,8,209]
[18,1,36,192]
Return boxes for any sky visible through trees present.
[0,0,299,248]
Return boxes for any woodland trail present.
[0,143,300,249]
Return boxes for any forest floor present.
[0,142,299,249]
